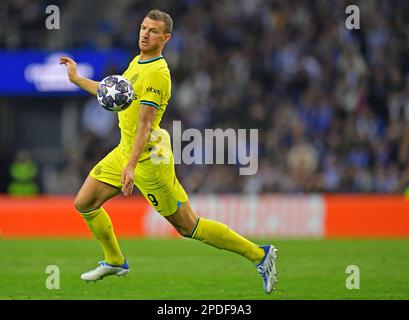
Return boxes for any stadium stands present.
[0,0,408,194]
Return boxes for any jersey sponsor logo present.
[146,86,161,95]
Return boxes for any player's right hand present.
[59,56,79,83]
[121,163,136,197]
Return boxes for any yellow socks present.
[79,209,264,266]
[190,217,265,264]
[80,207,125,266]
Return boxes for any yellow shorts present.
[89,130,188,216]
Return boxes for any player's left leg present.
[75,175,125,266]
[76,147,130,281]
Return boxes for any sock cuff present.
[189,217,202,239]
[79,207,103,220]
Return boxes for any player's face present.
[139,17,170,53]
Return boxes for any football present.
[97,75,134,112]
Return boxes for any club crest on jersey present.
[130,74,139,84]
[93,165,102,176]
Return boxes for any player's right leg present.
[135,129,277,293]
[167,201,278,293]
[74,156,129,281]
[134,127,278,292]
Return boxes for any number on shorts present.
[147,193,158,206]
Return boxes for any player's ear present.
[163,33,171,45]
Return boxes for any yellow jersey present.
[118,55,171,161]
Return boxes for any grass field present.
[0,238,408,300]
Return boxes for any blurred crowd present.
[2,0,409,194]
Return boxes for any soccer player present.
[60,9,278,294]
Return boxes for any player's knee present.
[73,196,86,213]
[166,202,198,237]
[73,195,98,213]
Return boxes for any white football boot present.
[256,245,278,293]
[81,260,129,282]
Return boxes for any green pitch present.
[0,238,408,300]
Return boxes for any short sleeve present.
[139,70,168,109]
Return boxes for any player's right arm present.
[59,56,98,96]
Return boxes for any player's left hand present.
[121,163,136,196]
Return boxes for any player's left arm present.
[121,105,156,196]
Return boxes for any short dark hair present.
[146,9,173,34]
